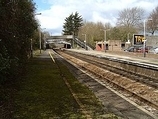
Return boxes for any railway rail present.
[54,49,158,119]
[65,50,158,88]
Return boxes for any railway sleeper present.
[66,51,158,85]
[60,52,158,111]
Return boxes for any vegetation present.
[62,11,83,36]
[0,0,38,83]
[148,5,158,35]
[116,7,144,28]
[78,21,106,47]
[0,54,119,118]
[74,6,158,48]
[76,7,145,48]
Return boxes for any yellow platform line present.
[49,51,55,63]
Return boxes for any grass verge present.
[13,57,82,119]
[0,54,119,119]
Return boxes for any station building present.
[95,40,123,51]
[95,35,158,52]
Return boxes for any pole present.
[85,34,87,50]
[104,30,106,51]
[102,29,110,52]
[143,19,146,57]
[128,33,130,42]
[72,32,74,48]
[39,30,41,53]
[143,18,152,57]
[43,34,45,50]
[35,13,42,53]
[30,39,33,58]
[82,34,87,50]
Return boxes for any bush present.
[0,46,20,84]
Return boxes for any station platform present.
[67,49,158,66]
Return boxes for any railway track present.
[55,49,158,119]
[65,50,158,88]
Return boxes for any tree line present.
[0,0,39,83]
[62,6,158,48]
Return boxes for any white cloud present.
[36,0,158,35]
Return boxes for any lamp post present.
[104,30,107,51]
[34,13,42,53]
[127,33,130,42]
[29,13,42,57]
[82,34,87,50]
[143,19,146,57]
[101,29,110,51]
[39,30,42,53]
[42,28,46,50]
[143,19,152,57]
[43,34,46,50]
[38,28,46,53]
[30,39,33,58]
[125,33,131,48]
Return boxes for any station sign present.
[133,35,145,45]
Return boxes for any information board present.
[133,35,145,45]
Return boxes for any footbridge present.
[45,35,73,43]
[45,35,93,50]
[44,35,73,49]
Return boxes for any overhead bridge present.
[45,35,93,50]
[45,35,73,43]
[45,35,73,49]
[46,35,73,41]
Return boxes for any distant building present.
[146,36,158,47]
[95,40,122,51]
[108,40,122,51]
[95,41,105,51]
[95,35,158,51]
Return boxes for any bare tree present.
[78,21,107,47]
[117,7,144,28]
[116,7,144,41]
[147,5,158,35]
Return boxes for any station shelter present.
[95,41,105,51]
[108,40,122,51]
[95,40,122,51]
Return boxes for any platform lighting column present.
[127,33,130,42]
[103,29,110,52]
[143,19,146,57]
[82,34,87,50]
[104,30,106,51]
[35,13,42,53]
[43,34,46,50]
[30,39,33,58]
[143,19,152,57]
[39,30,42,53]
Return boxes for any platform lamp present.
[38,27,47,53]
[35,13,42,53]
[30,13,42,57]
[30,39,33,58]
[82,34,87,50]
[100,29,110,52]
[41,28,46,50]
[143,18,152,57]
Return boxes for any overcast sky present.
[34,0,158,35]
